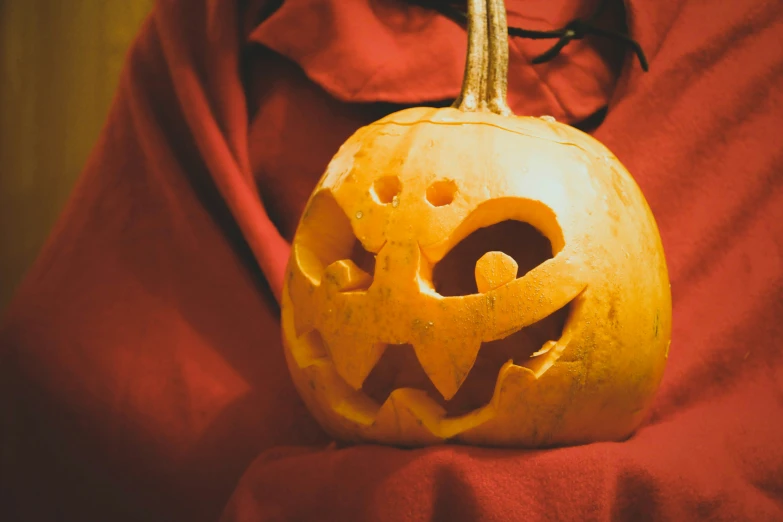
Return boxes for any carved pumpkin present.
[280,0,671,447]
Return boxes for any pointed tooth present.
[293,311,314,338]
[531,340,557,358]
[323,259,372,291]
[372,241,421,292]
[413,338,482,400]
[373,389,445,445]
[523,338,568,378]
[289,246,319,336]
[321,334,386,390]
[287,329,329,369]
[475,251,518,293]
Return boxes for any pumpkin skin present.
[281,106,671,447]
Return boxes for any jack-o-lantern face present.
[281,108,671,447]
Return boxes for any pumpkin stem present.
[453,0,488,112]
[453,0,512,115]
[486,0,512,115]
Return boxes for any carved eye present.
[295,190,375,292]
[432,220,551,297]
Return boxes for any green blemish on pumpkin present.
[653,312,659,338]
[487,294,496,310]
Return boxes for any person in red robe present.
[2,0,782,520]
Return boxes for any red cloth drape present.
[2,0,782,520]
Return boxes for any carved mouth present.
[361,298,572,418]
[286,294,578,439]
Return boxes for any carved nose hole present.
[372,176,402,204]
[426,179,457,207]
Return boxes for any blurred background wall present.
[0,1,154,310]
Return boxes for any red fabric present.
[1,0,782,521]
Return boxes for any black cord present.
[410,0,649,71]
